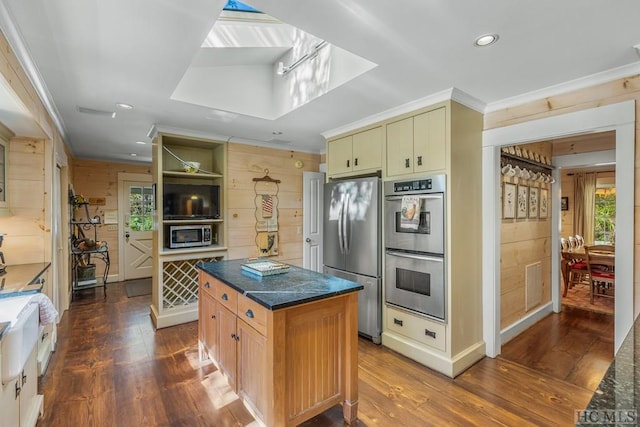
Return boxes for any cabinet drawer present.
[199,272,216,298]
[238,294,268,336]
[386,306,446,352]
[215,281,238,314]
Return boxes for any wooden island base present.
[198,270,360,426]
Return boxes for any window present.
[594,185,615,244]
[129,185,154,231]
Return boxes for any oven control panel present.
[394,179,433,192]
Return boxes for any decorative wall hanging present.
[253,169,280,256]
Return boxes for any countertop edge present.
[196,261,364,311]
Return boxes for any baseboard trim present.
[150,304,198,329]
[500,302,553,346]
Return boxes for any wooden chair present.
[560,237,589,296]
[584,245,615,304]
[575,235,585,247]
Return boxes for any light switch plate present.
[107,224,118,231]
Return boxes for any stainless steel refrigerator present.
[323,176,381,344]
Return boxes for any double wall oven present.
[384,174,446,322]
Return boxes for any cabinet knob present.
[22,372,27,386]
[210,314,216,319]
[354,158,358,166]
[417,155,423,166]
[346,159,350,168]
[14,380,20,399]
[405,158,410,168]
[393,318,404,327]
[245,309,254,319]
[222,293,228,301]
[231,333,237,340]
[204,282,210,288]
[305,238,311,243]
[425,329,436,339]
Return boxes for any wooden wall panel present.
[226,143,320,266]
[500,141,552,328]
[72,159,151,277]
[0,139,47,265]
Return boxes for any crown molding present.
[485,61,640,113]
[322,87,486,140]
[0,1,67,141]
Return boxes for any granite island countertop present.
[196,259,364,310]
[582,316,640,425]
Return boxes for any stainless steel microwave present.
[167,224,212,249]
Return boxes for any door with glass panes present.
[123,180,154,280]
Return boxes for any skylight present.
[223,1,260,13]
[171,2,377,120]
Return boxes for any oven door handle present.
[385,250,444,263]
[385,195,442,201]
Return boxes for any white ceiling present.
[1,0,640,164]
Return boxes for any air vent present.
[267,138,291,145]
[77,106,116,118]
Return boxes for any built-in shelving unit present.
[151,132,228,329]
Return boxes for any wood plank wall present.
[71,159,151,278]
[0,138,47,264]
[500,141,552,328]
[226,143,321,266]
[486,74,640,327]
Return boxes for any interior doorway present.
[482,100,635,357]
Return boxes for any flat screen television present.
[163,183,220,220]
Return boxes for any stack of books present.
[241,260,290,277]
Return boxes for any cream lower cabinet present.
[0,347,42,427]
[327,126,382,177]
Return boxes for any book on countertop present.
[241,260,290,277]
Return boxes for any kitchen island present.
[196,259,363,427]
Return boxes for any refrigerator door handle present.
[337,197,345,254]
[343,194,351,254]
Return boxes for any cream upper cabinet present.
[327,135,353,175]
[414,107,446,173]
[386,107,446,177]
[327,127,382,177]
[386,116,414,176]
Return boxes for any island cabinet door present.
[237,319,268,421]
[217,305,238,391]
[199,290,218,361]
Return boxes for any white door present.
[303,171,324,272]
[122,179,153,280]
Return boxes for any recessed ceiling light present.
[116,103,134,110]
[130,153,137,157]
[474,34,499,47]
[272,131,283,135]
[135,141,146,145]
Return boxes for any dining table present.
[561,246,615,298]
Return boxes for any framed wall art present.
[528,187,539,218]
[539,189,548,218]
[502,182,516,219]
[516,185,528,219]
[561,196,569,211]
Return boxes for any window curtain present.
[573,172,597,244]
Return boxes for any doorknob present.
[305,238,311,243]
[125,232,130,243]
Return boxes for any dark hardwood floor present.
[37,283,614,427]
